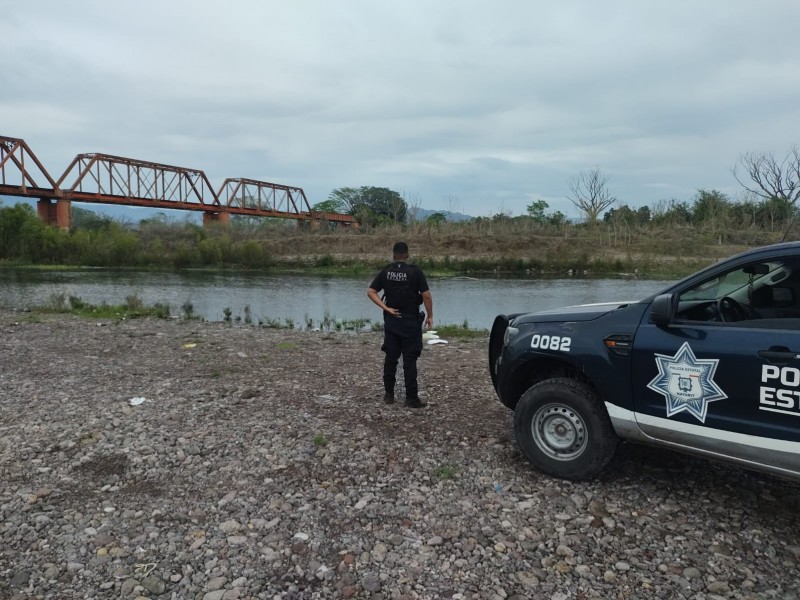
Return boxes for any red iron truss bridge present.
[0,136,356,229]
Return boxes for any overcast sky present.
[3,1,800,218]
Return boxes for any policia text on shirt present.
[367,242,434,408]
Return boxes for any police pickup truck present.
[490,242,800,481]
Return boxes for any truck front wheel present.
[514,378,617,480]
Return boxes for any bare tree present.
[401,189,422,223]
[445,194,461,216]
[568,168,616,223]
[388,194,406,223]
[733,146,800,204]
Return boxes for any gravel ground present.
[2,311,800,600]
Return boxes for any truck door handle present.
[758,349,800,364]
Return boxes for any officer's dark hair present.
[392,241,409,259]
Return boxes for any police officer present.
[367,241,433,408]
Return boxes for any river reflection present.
[0,269,674,329]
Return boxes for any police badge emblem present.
[646,342,727,423]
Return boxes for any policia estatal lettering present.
[367,242,433,408]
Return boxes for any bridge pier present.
[203,211,230,227]
[303,218,360,230]
[297,219,321,230]
[37,198,71,230]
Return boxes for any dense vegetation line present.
[0,188,797,279]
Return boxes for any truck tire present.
[514,377,617,480]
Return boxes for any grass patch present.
[35,293,170,320]
[315,254,335,267]
[181,300,198,320]
[436,322,489,340]
[276,341,296,350]
[290,311,372,332]
[312,433,328,447]
[261,317,293,329]
[435,463,458,480]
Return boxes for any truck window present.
[676,260,798,324]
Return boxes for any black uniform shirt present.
[370,262,429,315]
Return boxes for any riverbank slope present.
[243,224,778,278]
[2,200,789,278]
[2,312,799,599]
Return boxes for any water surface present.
[0,269,675,329]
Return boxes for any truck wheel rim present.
[531,404,587,461]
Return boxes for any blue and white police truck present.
[490,242,800,480]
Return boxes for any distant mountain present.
[409,208,473,222]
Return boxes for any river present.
[0,269,674,330]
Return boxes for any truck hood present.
[512,301,638,324]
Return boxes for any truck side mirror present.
[649,293,675,326]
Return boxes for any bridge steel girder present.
[310,210,358,224]
[215,176,359,225]
[56,153,222,210]
[0,136,60,199]
[217,178,313,218]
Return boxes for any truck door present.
[631,256,800,476]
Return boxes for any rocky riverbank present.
[2,311,800,599]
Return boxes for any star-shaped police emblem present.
[646,342,727,423]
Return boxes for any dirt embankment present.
[259,226,766,278]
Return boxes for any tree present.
[526,200,549,223]
[328,186,408,226]
[733,146,800,205]
[327,187,361,213]
[604,204,635,224]
[527,199,567,226]
[651,199,691,226]
[546,210,567,226]
[729,195,760,228]
[567,168,616,223]
[605,204,650,226]
[426,212,447,225]
[312,197,346,213]
[691,189,731,227]
[758,197,796,231]
[0,202,42,259]
[72,206,115,231]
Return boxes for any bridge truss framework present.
[0,135,357,229]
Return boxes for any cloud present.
[2,1,800,217]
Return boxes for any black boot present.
[383,391,395,404]
[404,395,426,408]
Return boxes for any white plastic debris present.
[424,331,448,345]
[129,397,149,406]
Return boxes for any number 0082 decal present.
[530,334,572,352]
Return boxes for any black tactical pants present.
[382,313,423,398]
